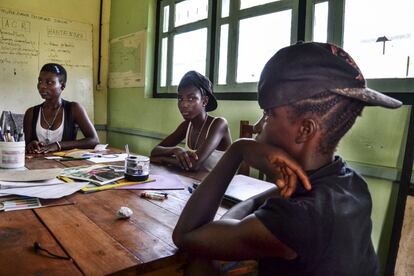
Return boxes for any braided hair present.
[289,91,365,154]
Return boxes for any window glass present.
[175,0,208,27]
[163,5,169,33]
[221,0,230,17]
[172,29,207,85]
[218,24,229,84]
[237,10,291,83]
[160,38,168,87]
[343,0,414,78]
[240,0,281,10]
[313,1,328,43]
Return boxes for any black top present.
[31,99,78,142]
[255,156,379,276]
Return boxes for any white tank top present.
[185,117,225,171]
[36,109,64,144]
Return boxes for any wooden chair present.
[238,120,264,180]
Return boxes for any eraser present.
[116,206,133,219]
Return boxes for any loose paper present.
[0,168,63,182]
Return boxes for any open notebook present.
[194,174,274,204]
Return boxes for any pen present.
[125,144,130,157]
[60,157,90,161]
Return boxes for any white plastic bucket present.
[0,141,25,169]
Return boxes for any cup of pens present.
[124,155,150,181]
[0,126,25,169]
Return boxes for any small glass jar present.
[124,155,150,181]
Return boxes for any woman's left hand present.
[37,142,60,154]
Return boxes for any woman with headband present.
[23,63,99,153]
[151,71,231,171]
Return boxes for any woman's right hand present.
[236,139,311,198]
[172,147,198,171]
[26,140,44,153]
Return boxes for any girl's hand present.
[173,147,198,170]
[36,142,60,154]
[238,140,311,198]
[268,158,310,198]
[26,141,44,153]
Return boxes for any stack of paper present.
[0,168,89,199]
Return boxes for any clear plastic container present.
[124,155,149,181]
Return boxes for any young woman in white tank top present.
[36,107,64,144]
[151,71,231,171]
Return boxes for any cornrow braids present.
[289,91,364,154]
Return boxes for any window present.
[306,0,413,97]
[343,0,414,79]
[312,1,328,43]
[155,0,413,98]
[157,0,211,94]
[155,0,299,97]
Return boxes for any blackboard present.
[0,7,93,118]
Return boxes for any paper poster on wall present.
[109,31,146,88]
[0,7,93,116]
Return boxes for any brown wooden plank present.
[0,210,81,275]
[35,205,139,275]
[395,196,414,275]
[67,190,179,249]
[25,155,66,170]
[64,191,177,263]
[129,189,227,219]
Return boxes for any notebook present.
[193,174,274,203]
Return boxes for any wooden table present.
[0,153,231,275]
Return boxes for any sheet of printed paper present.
[0,182,89,199]
[0,168,63,182]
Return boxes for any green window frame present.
[305,0,414,101]
[154,0,413,101]
[154,0,301,100]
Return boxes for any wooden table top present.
[0,151,231,275]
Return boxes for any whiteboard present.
[0,7,94,119]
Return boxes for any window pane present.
[160,38,168,87]
[163,5,169,33]
[172,29,207,85]
[343,0,414,78]
[237,10,291,83]
[218,24,229,85]
[221,0,230,18]
[175,0,208,27]
[240,0,281,10]
[313,2,328,43]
